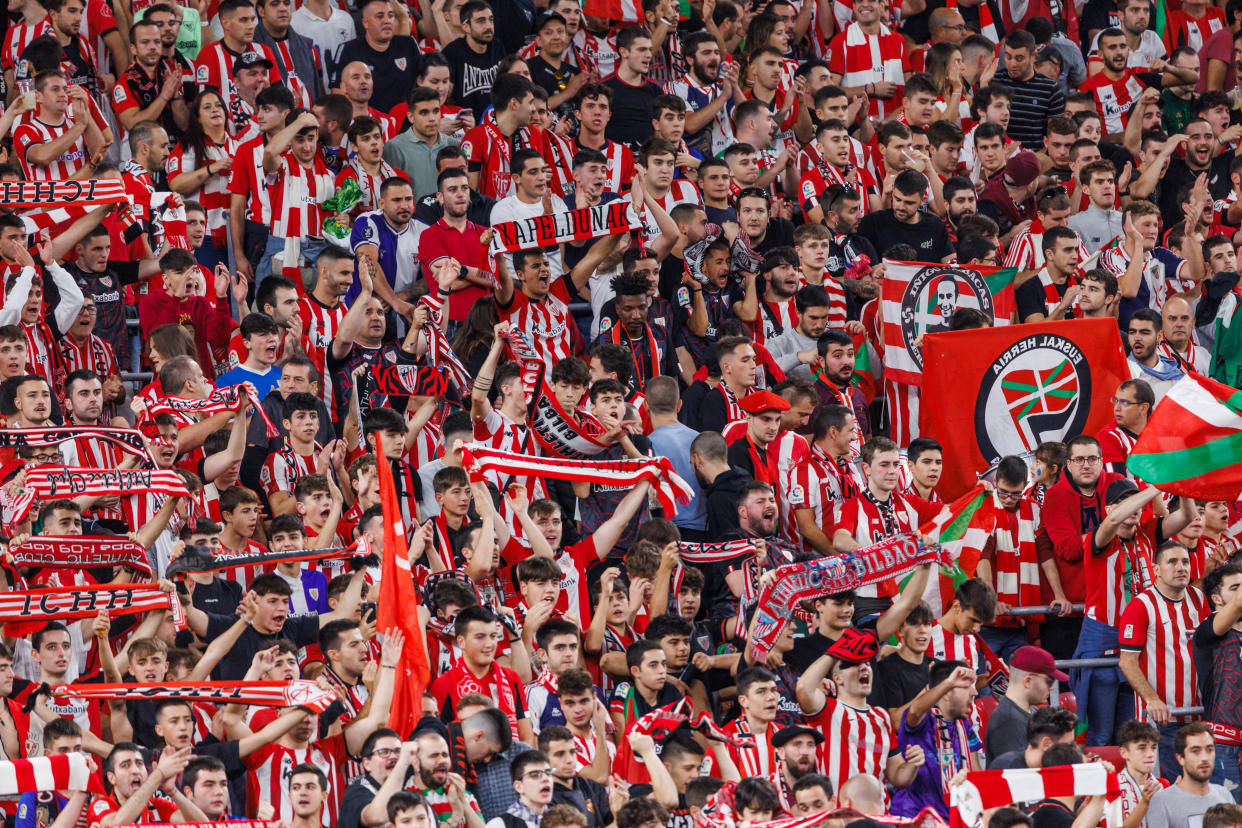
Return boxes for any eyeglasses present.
[368,747,400,758]
[1038,185,1069,203]
[523,769,553,780]
[1067,455,1101,465]
[1110,396,1138,407]
[995,487,1025,501]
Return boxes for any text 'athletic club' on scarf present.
[8,536,153,577]
[48,680,337,713]
[0,584,186,636]
[460,443,694,516]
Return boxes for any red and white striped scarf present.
[0,753,96,794]
[0,583,184,635]
[23,467,190,500]
[0,179,127,210]
[461,444,692,516]
[0,425,151,461]
[9,536,152,577]
[950,766,1121,828]
[990,496,1042,618]
[50,680,336,713]
[419,292,472,393]
[146,385,277,437]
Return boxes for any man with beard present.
[858,171,955,262]
[766,286,833,376]
[297,247,353,422]
[788,404,862,557]
[942,177,977,241]
[443,2,506,118]
[767,726,822,814]
[254,0,320,109]
[68,227,150,371]
[413,727,485,827]
[891,662,981,818]
[340,734,421,828]
[144,4,198,103]
[540,726,614,828]
[822,186,878,284]
[735,250,800,348]
[1159,295,1211,373]
[419,167,493,325]
[348,181,416,317]
[595,269,668,389]
[111,18,190,135]
[1128,309,1186,401]
[1145,725,1233,828]
[1082,30,1195,138]
[1158,120,1232,229]
[91,743,203,826]
[809,329,868,448]
[665,31,740,158]
[800,120,878,223]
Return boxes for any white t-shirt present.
[291,5,356,65]
[490,194,569,279]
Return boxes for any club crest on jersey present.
[973,332,1091,461]
[395,57,407,70]
[899,265,993,370]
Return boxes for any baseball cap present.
[1035,47,1063,67]
[1105,477,1140,505]
[533,11,567,32]
[1003,151,1042,189]
[1009,645,1069,682]
[233,50,274,76]
[772,725,826,748]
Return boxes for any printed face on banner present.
[974,332,1091,458]
[899,265,994,368]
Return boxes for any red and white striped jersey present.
[576,28,618,77]
[1118,585,1207,721]
[820,274,849,331]
[1003,224,1087,273]
[74,429,125,522]
[574,724,616,772]
[751,296,799,345]
[245,735,345,827]
[260,440,319,496]
[826,23,906,119]
[268,153,335,239]
[218,538,271,588]
[167,136,238,248]
[786,446,859,548]
[500,280,576,370]
[885,380,920,446]
[570,138,635,194]
[229,133,274,224]
[1084,526,1156,628]
[23,319,63,391]
[1080,69,1148,134]
[930,624,982,673]
[297,295,346,418]
[473,408,535,490]
[724,716,777,778]
[835,492,926,598]
[1,15,54,74]
[641,180,702,239]
[808,698,893,787]
[194,41,282,126]
[59,334,119,382]
[1164,7,1225,51]
[14,115,88,180]
[1098,423,1139,473]
[799,163,876,219]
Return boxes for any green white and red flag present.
[1127,373,1242,500]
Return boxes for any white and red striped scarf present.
[146,385,277,437]
[23,467,190,500]
[50,680,336,713]
[419,292,472,393]
[990,496,1042,619]
[0,583,184,635]
[950,766,1121,828]
[0,425,151,461]
[0,179,127,210]
[677,539,758,563]
[9,536,152,576]
[461,443,692,516]
[0,753,95,794]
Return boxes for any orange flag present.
[375,434,431,737]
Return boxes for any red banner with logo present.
[920,319,1129,500]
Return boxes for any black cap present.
[233,50,274,76]
[533,11,568,32]
[772,725,825,748]
[412,715,450,743]
[759,248,798,274]
[1105,477,1140,505]
[1035,46,1063,67]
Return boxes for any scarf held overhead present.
[164,538,372,578]
[0,753,96,794]
[461,443,693,516]
[0,426,152,461]
[23,467,190,500]
[504,328,607,459]
[489,200,643,255]
[9,536,152,576]
[0,179,129,210]
[749,533,952,664]
[50,681,337,713]
[0,584,185,636]
[950,766,1122,828]
[146,385,278,438]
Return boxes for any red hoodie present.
[137,292,234,382]
[1038,469,1124,602]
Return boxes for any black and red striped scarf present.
[608,321,661,390]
